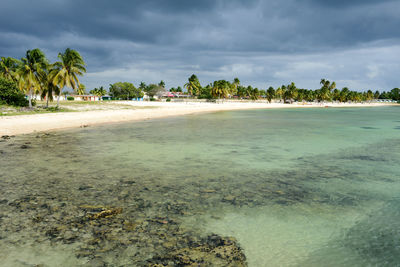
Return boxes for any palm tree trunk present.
[28,88,32,108]
[57,92,61,107]
[46,92,49,108]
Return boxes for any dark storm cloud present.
[0,0,399,90]
[303,0,395,8]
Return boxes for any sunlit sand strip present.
[0,102,396,136]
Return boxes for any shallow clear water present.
[0,106,399,266]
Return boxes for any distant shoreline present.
[0,101,397,136]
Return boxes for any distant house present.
[31,94,66,101]
[143,93,150,100]
[163,92,176,98]
[172,92,191,98]
[376,99,396,103]
[70,95,100,101]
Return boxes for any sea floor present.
[0,107,399,266]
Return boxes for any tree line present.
[76,75,400,103]
[179,75,399,102]
[2,50,399,106]
[100,81,167,100]
[0,48,86,107]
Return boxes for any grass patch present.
[0,101,156,116]
[0,104,73,116]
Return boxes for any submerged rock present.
[89,207,123,220]
[148,234,247,266]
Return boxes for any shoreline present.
[0,102,397,136]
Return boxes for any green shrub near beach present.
[0,77,29,107]
[67,96,74,101]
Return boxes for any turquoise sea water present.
[0,106,399,266]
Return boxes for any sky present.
[1,0,399,91]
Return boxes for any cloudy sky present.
[1,0,399,91]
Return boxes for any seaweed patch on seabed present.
[0,134,399,266]
[360,126,379,130]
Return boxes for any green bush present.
[150,97,156,101]
[46,107,60,111]
[0,77,29,107]
[166,98,171,102]
[67,96,74,101]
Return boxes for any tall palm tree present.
[40,70,60,108]
[77,83,86,95]
[184,74,201,97]
[53,48,86,106]
[16,49,48,108]
[230,77,240,97]
[319,79,336,102]
[266,87,275,103]
[233,78,240,88]
[158,80,165,88]
[249,87,260,100]
[285,82,298,104]
[276,87,283,103]
[90,86,107,100]
[16,61,37,108]
[212,80,229,99]
[339,87,349,102]
[184,81,194,96]
[0,57,20,81]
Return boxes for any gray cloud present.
[0,0,399,91]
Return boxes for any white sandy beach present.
[0,101,396,136]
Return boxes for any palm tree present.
[183,82,194,96]
[229,77,240,97]
[339,87,349,103]
[284,82,298,104]
[53,48,86,106]
[184,74,201,97]
[266,87,275,103]
[38,63,60,108]
[98,86,107,98]
[40,75,60,108]
[280,85,288,103]
[249,87,260,100]
[233,78,240,88]
[16,62,38,108]
[77,83,86,95]
[90,86,107,100]
[139,82,146,90]
[16,49,48,108]
[211,80,229,99]
[319,79,336,102]
[374,90,380,100]
[276,87,283,103]
[304,90,314,102]
[0,57,20,81]
[366,90,374,103]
